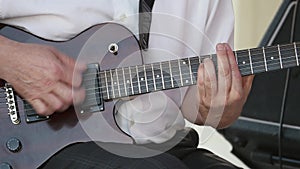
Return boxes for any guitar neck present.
[236,42,300,76]
[2,42,299,102]
[96,42,300,100]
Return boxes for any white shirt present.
[0,0,234,144]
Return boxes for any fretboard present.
[88,42,300,100]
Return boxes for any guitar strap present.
[139,0,155,50]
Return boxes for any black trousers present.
[40,128,241,169]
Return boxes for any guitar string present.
[81,44,300,78]
[0,46,299,112]
[81,49,299,89]
[84,51,300,90]
[79,57,300,103]
[0,55,299,111]
[0,51,299,102]
[82,46,300,79]
[0,50,298,100]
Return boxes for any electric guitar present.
[0,23,299,169]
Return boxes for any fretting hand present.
[182,43,254,128]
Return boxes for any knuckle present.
[201,97,211,108]
[60,92,73,106]
[37,105,51,116]
[219,67,231,78]
[39,109,50,116]
[235,93,243,102]
[232,91,243,103]
[51,63,63,77]
[53,101,64,111]
[65,95,73,105]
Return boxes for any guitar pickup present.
[80,63,104,114]
[24,103,49,123]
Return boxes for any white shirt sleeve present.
[0,0,139,41]
[117,0,235,144]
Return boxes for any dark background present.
[221,0,300,168]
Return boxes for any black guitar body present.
[0,23,142,169]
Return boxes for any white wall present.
[233,0,282,49]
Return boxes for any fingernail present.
[217,43,225,51]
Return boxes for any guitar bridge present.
[4,83,20,125]
[80,63,104,113]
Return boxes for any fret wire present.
[88,57,297,99]
[115,69,121,97]
[237,49,294,67]
[11,44,298,103]
[151,63,157,91]
[104,70,110,99]
[83,46,300,80]
[109,69,115,98]
[129,66,134,95]
[122,67,128,96]
[143,65,149,92]
[84,77,198,101]
[160,62,165,89]
[188,57,194,84]
[240,59,299,76]
[262,47,268,71]
[178,59,183,86]
[136,65,141,93]
[240,55,297,73]
[294,42,299,66]
[169,60,174,88]
[248,49,254,74]
[236,44,298,59]
[244,49,295,63]
[84,43,297,88]
[83,44,300,80]
[99,55,298,90]
[90,49,299,87]
[278,45,283,69]
[12,53,300,103]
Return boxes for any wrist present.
[0,35,20,80]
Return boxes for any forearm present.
[0,35,17,80]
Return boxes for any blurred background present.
[188,0,300,169]
[233,0,282,49]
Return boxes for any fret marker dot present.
[156,75,160,78]
[141,78,144,81]
[114,82,117,85]
[186,80,189,84]
[127,80,130,83]
[183,61,186,65]
[271,57,274,60]
[243,61,246,64]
